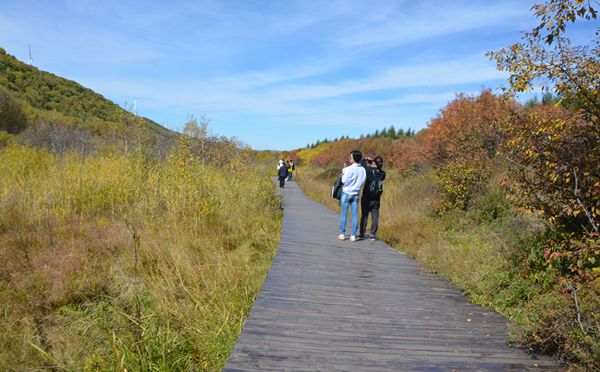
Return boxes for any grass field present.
[0,141,282,371]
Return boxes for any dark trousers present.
[360,198,380,236]
[278,176,286,188]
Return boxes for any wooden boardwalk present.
[225,180,562,371]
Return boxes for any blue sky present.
[0,0,595,150]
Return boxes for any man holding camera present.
[359,156,386,241]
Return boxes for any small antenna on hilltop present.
[134,97,137,115]
[28,44,33,65]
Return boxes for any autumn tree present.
[183,114,209,161]
[488,0,599,122]
[489,0,599,279]
[419,91,515,211]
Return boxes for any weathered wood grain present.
[224,180,563,371]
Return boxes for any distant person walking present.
[285,161,292,181]
[360,156,386,241]
[277,159,289,188]
[288,160,295,180]
[338,150,366,242]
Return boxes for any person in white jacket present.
[277,160,288,188]
[338,150,366,241]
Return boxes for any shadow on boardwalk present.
[225,180,562,371]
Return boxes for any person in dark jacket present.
[278,160,289,188]
[359,156,386,240]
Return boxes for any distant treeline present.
[306,126,415,148]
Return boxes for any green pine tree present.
[388,125,396,138]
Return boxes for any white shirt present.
[341,163,366,195]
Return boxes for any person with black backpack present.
[277,159,289,188]
[359,156,386,240]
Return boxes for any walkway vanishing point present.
[225,180,562,371]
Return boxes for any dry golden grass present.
[0,140,281,371]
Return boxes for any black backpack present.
[331,176,343,200]
[368,170,384,198]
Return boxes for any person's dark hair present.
[350,150,362,163]
[374,156,383,170]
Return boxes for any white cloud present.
[258,54,505,102]
[336,1,530,48]
[82,52,501,128]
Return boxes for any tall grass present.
[0,141,281,370]
[296,166,599,369]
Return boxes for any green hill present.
[0,47,172,138]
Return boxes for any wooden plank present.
[224,180,563,371]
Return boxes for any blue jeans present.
[339,192,359,236]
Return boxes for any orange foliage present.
[420,90,515,166]
[310,137,398,168]
[416,91,515,211]
[388,135,425,172]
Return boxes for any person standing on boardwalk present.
[286,160,293,181]
[288,160,295,180]
[277,160,289,188]
[338,150,366,242]
[359,156,386,241]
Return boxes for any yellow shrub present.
[434,160,485,213]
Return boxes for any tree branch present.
[565,283,586,333]
[573,169,600,235]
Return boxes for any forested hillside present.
[0,48,178,159]
[0,48,169,136]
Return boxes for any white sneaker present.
[338,234,345,241]
[350,235,357,242]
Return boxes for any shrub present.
[20,114,94,155]
[0,86,28,133]
[420,91,513,166]
[434,159,488,212]
[0,130,13,146]
[500,104,600,279]
[417,91,515,213]
[515,278,600,369]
